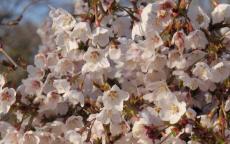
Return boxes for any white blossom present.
[54,58,74,75]
[102,85,129,111]
[186,108,197,120]
[34,53,47,69]
[55,31,78,52]
[210,61,230,83]
[82,47,110,73]
[132,118,152,144]
[192,62,212,81]
[158,97,186,124]
[27,65,45,79]
[0,88,16,114]
[171,31,187,53]
[37,132,55,144]
[131,22,144,40]
[22,78,43,96]
[65,116,84,131]
[199,115,212,128]
[39,91,62,112]
[92,27,110,47]
[141,0,175,34]
[187,30,208,50]
[143,81,171,103]
[71,22,91,43]
[167,50,186,69]
[188,2,210,29]
[185,124,193,134]
[225,99,230,112]
[113,17,131,38]
[142,31,163,58]
[0,130,20,144]
[64,130,84,144]
[53,79,70,94]
[212,4,230,24]
[74,0,89,15]
[20,131,40,144]
[108,45,122,60]
[63,90,84,107]
[96,108,122,125]
[49,8,76,33]
[0,1,230,143]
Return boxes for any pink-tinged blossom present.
[82,48,110,73]
[22,78,43,96]
[0,88,16,114]
[102,85,129,111]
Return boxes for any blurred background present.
[0,0,74,62]
[0,0,74,86]
[0,0,230,86]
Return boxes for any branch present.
[0,47,18,68]
[0,0,48,26]
[117,7,139,22]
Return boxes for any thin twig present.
[159,133,172,144]
[98,1,107,15]
[86,118,96,142]
[0,48,18,68]
[118,7,139,22]
[0,0,48,26]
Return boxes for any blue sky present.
[19,0,74,26]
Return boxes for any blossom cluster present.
[0,0,230,143]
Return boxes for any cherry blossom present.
[53,79,70,94]
[63,90,84,107]
[49,7,76,33]
[158,98,186,124]
[0,87,16,114]
[187,30,208,50]
[22,78,43,96]
[102,85,129,111]
[188,2,210,29]
[92,27,110,47]
[96,108,122,125]
[212,3,230,24]
[82,47,110,73]
[71,22,91,43]
[0,1,230,143]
